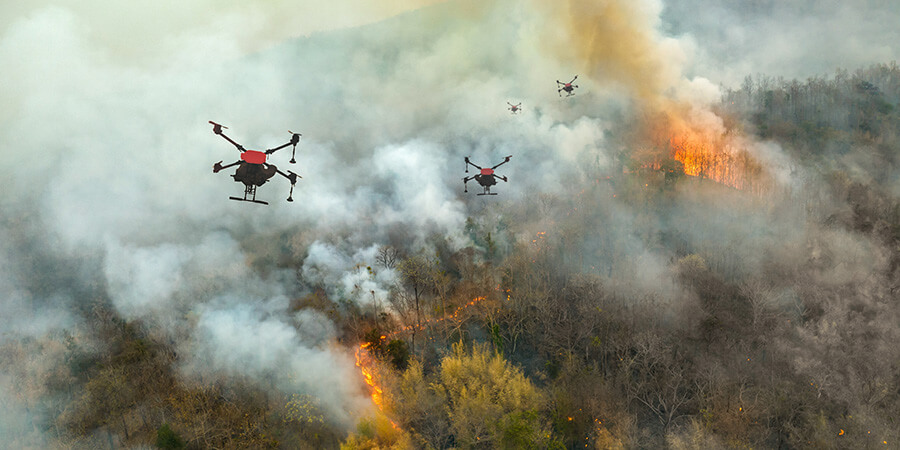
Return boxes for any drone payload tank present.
[240,150,267,165]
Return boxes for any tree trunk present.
[121,413,130,440]
[413,284,421,354]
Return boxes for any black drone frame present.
[463,155,512,196]
[210,121,301,204]
[556,75,579,97]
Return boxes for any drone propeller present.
[208,120,228,134]
[288,130,301,164]
[286,170,300,202]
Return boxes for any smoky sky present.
[2,0,900,437]
[660,0,900,85]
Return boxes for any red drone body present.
[240,150,267,165]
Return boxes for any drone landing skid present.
[229,196,269,205]
[477,185,497,196]
[230,185,269,205]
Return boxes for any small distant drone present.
[464,155,512,195]
[209,121,300,205]
[557,75,579,97]
[507,102,522,114]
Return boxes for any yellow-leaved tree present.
[348,342,555,449]
[406,342,553,448]
[436,342,550,448]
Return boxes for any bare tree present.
[397,254,434,354]
[376,245,399,269]
[618,333,696,432]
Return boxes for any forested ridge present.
[5,63,900,449]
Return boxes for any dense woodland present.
[5,62,900,449]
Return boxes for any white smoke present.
[182,298,367,425]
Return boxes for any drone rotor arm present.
[491,155,512,170]
[271,166,298,181]
[265,141,292,155]
[218,132,245,152]
[214,160,241,173]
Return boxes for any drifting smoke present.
[535,0,683,102]
[662,0,900,86]
[0,0,477,435]
[3,0,900,444]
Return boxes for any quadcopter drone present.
[464,155,512,195]
[557,75,579,97]
[507,102,522,114]
[209,121,300,205]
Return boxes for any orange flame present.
[356,343,384,407]
[355,343,400,430]
[670,130,741,189]
[659,99,779,194]
[622,97,777,194]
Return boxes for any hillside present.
[2,0,900,448]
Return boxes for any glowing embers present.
[394,296,489,334]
